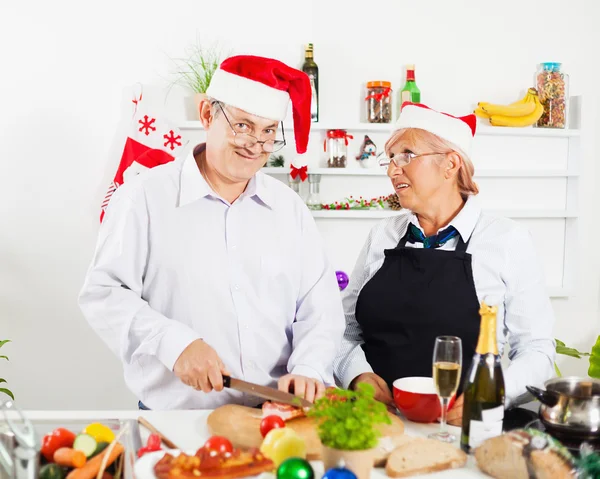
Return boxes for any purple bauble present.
[336,271,349,291]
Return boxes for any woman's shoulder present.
[472,211,534,247]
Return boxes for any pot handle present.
[526,385,560,407]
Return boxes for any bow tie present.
[407,223,459,249]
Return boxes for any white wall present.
[1,0,599,410]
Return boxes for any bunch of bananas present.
[475,88,544,127]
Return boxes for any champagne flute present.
[429,336,462,442]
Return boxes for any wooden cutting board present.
[206,405,405,465]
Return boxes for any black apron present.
[356,227,481,392]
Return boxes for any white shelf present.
[310,209,577,219]
[179,121,580,138]
[262,167,578,178]
[547,287,570,298]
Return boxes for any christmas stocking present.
[100,85,188,221]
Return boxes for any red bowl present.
[393,377,455,423]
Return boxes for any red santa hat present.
[206,55,311,154]
[396,102,477,155]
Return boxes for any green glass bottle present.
[302,44,319,122]
[399,64,421,113]
[460,302,505,454]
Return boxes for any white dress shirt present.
[334,195,556,408]
[79,147,345,410]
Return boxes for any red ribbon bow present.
[290,164,308,181]
[364,87,391,102]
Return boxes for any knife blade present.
[222,376,313,410]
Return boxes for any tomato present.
[203,436,233,454]
[260,415,285,438]
[137,446,152,458]
[41,434,63,462]
[146,434,161,451]
[52,428,76,448]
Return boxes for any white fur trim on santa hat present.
[395,105,474,155]
[206,68,290,120]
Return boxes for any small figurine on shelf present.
[355,135,378,169]
[268,154,285,167]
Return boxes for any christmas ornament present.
[100,84,187,222]
[276,457,314,479]
[385,193,402,210]
[336,271,349,291]
[355,135,378,168]
[322,465,357,479]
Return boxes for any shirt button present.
[231,245,237,250]
[234,284,240,291]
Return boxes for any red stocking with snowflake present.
[100,86,187,221]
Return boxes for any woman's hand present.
[350,373,395,408]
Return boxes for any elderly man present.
[79,55,345,410]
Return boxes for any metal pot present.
[526,376,600,441]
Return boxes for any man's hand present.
[278,375,326,403]
[446,394,464,426]
[350,373,394,408]
[173,339,230,393]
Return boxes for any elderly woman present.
[334,103,556,424]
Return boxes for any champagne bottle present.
[399,64,421,115]
[302,44,319,122]
[460,302,505,454]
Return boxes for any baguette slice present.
[385,437,467,477]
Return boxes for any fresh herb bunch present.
[306,383,391,450]
[0,340,13,400]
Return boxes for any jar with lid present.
[324,129,353,168]
[365,81,392,123]
[535,62,569,128]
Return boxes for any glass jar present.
[306,174,322,210]
[365,81,392,123]
[535,62,569,129]
[288,175,301,194]
[324,130,353,168]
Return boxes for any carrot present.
[54,447,87,468]
[65,442,124,479]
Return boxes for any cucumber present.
[40,464,67,479]
[90,441,110,458]
[73,433,98,458]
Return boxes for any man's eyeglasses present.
[378,151,448,169]
[217,102,286,153]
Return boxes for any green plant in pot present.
[169,41,225,120]
[0,340,14,400]
[554,335,600,378]
[306,383,391,479]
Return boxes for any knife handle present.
[222,375,231,388]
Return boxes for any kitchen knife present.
[222,376,313,410]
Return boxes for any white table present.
[15,411,488,478]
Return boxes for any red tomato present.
[52,428,76,448]
[260,415,285,438]
[146,434,161,451]
[137,446,152,458]
[203,436,233,454]
[41,434,62,462]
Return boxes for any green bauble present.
[276,457,314,479]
